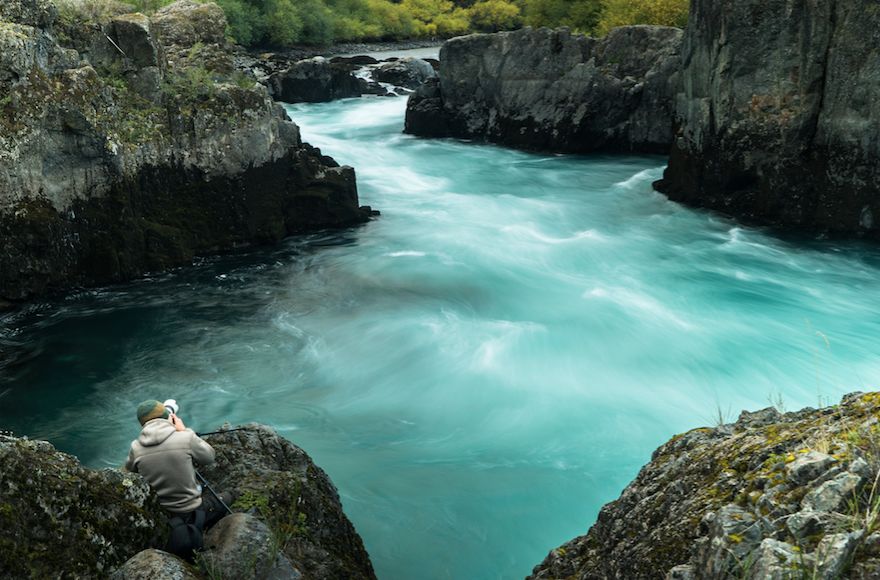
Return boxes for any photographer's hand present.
[170,413,186,432]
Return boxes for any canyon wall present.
[0,0,370,305]
[405,26,682,154]
[654,0,880,238]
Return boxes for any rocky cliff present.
[0,424,375,579]
[529,392,880,579]
[404,26,682,153]
[0,0,370,305]
[654,0,880,238]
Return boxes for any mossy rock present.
[0,435,165,578]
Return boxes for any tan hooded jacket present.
[125,418,215,513]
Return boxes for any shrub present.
[468,0,521,32]
[523,0,602,33]
[595,0,689,36]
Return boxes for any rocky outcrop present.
[110,549,201,579]
[198,424,376,579]
[0,425,374,579]
[268,56,362,103]
[0,434,165,577]
[0,0,371,304]
[654,0,880,238]
[529,392,880,579]
[199,513,302,579]
[371,57,436,89]
[404,26,682,153]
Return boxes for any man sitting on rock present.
[125,400,232,557]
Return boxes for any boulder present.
[269,56,361,103]
[371,57,436,89]
[654,0,880,238]
[151,0,227,48]
[330,55,379,66]
[697,505,767,577]
[787,510,825,540]
[0,435,165,578]
[747,539,807,580]
[200,513,302,579]
[815,531,863,579]
[109,13,164,69]
[802,472,863,513]
[786,451,837,485]
[198,424,376,579]
[110,549,200,580]
[405,26,682,154]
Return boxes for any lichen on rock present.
[529,392,880,579]
[0,434,165,578]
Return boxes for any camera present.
[163,399,180,416]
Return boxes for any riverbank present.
[530,392,880,578]
[0,0,372,306]
[261,39,442,62]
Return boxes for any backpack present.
[165,508,207,561]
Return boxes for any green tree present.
[596,0,688,35]
[468,0,521,32]
[265,0,304,46]
[297,0,336,44]
[523,0,601,33]
[216,0,267,45]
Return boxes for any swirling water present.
[3,95,880,579]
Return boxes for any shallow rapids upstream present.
[3,95,880,579]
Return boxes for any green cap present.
[136,400,169,425]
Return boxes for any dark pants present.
[170,489,231,533]
[199,489,231,530]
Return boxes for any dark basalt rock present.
[268,56,362,103]
[654,0,880,238]
[370,57,436,89]
[405,78,450,136]
[528,392,880,579]
[198,424,377,580]
[404,26,682,154]
[0,146,367,301]
[0,1,372,304]
[330,55,379,67]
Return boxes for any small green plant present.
[232,488,308,551]
[232,489,271,518]
[230,71,256,90]
[163,66,218,103]
[195,550,227,580]
[846,468,880,534]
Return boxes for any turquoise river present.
[3,94,880,579]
